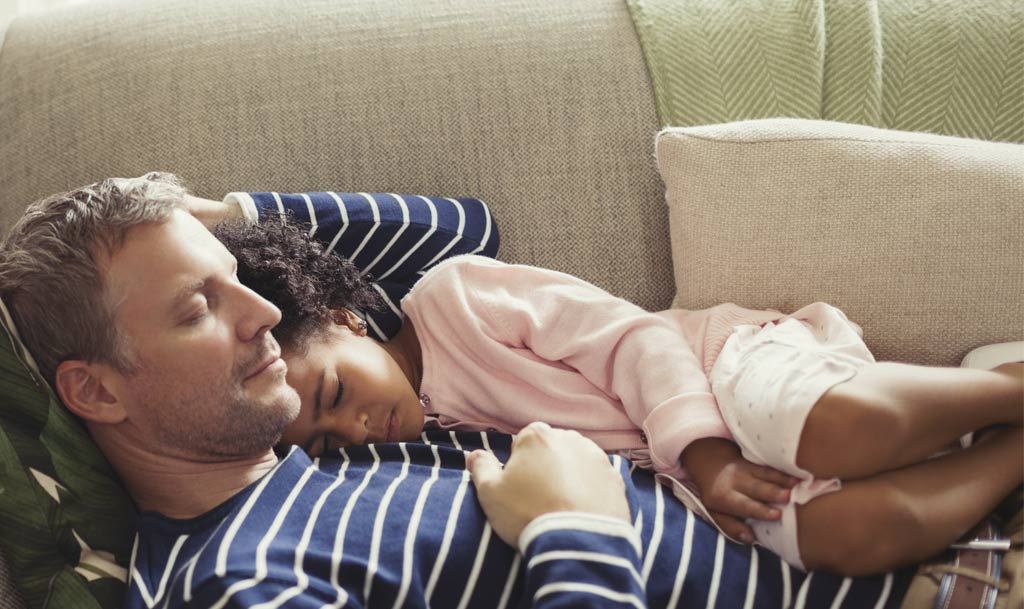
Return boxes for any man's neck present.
[92,425,280,519]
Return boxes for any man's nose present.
[236,285,282,342]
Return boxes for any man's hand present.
[182,195,244,229]
[681,438,798,543]
[466,422,631,548]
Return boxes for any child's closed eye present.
[316,434,348,457]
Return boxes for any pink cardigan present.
[401,255,786,479]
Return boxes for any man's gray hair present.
[0,171,188,385]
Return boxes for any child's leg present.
[797,361,1023,479]
[796,426,1023,576]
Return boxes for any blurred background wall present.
[1,0,91,29]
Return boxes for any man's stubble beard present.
[129,361,301,459]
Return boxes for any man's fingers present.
[466,450,503,489]
[512,421,551,450]
[710,511,755,544]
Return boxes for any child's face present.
[277,318,424,457]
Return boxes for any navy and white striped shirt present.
[224,191,499,342]
[128,192,915,607]
[125,432,910,608]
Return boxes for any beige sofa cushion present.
[656,119,1024,367]
[0,0,669,312]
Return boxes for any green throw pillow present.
[0,298,136,609]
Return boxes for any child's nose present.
[332,412,369,445]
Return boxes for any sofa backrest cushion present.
[656,118,1024,367]
[0,0,671,312]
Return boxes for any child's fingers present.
[753,464,801,488]
[710,511,755,544]
[742,476,791,504]
[727,491,782,521]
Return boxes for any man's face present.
[103,209,300,458]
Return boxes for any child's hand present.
[681,438,799,544]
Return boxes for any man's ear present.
[54,360,127,424]
[329,308,366,336]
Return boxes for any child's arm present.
[198,191,499,340]
[437,258,730,467]
[412,257,794,541]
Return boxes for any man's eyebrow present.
[169,278,207,312]
[169,258,235,313]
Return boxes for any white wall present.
[1,0,92,30]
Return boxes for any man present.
[0,173,904,608]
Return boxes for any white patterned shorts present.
[708,302,876,570]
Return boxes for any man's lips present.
[245,352,282,379]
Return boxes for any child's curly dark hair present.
[213,216,383,353]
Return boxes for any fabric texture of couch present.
[0,0,1021,608]
[656,119,1024,366]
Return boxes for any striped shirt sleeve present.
[223,191,499,341]
[518,513,647,609]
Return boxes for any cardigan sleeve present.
[442,256,732,478]
[223,191,499,341]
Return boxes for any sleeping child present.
[210,212,1023,577]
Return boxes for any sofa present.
[0,0,1020,608]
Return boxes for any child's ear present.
[329,308,366,335]
[53,360,126,424]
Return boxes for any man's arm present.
[186,191,499,340]
[467,423,647,608]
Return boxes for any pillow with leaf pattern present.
[0,298,136,609]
